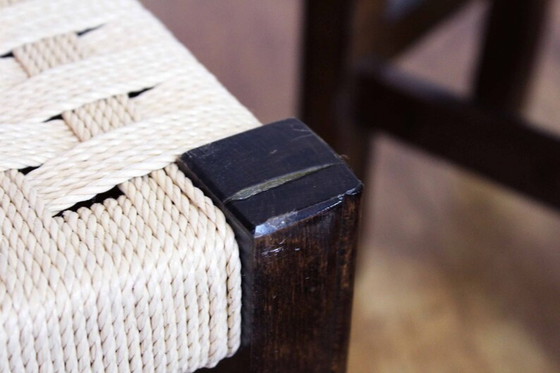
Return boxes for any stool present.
[0,1,362,372]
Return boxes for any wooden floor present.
[142,1,560,371]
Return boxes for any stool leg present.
[474,0,550,112]
[180,119,362,373]
[299,0,370,178]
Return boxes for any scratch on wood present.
[224,163,337,203]
[261,246,285,257]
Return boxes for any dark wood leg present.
[474,0,549,112]
[299,0,358,166]
[299,0,468,177]
[179,119,362,372]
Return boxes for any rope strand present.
[0,0,258,371]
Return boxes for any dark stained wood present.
[356,60,560,211]
[178,119,363,372]
[474,0,549,112]
[299,0,467,178]
[298,0,371,177]
[299,0,357,165]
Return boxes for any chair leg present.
[180,119,362,373]
[474,0,550,112]
[299,0,355,156]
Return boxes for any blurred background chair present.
[300,0,550,184]
[300,0,560,371]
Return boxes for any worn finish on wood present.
[356,61,560,210]
[474,0,549,112]
[178,119,362,372]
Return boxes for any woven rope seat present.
[0,0,262,371]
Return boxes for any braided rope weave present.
[0,0,261,371]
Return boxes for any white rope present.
[0,0,146,55]
[0,121,79,171]
[0,42,195,123]
[78,8,177,55]
[0,0,258,371]
[0,58,26,87]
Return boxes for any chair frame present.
[300,0,555,210]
